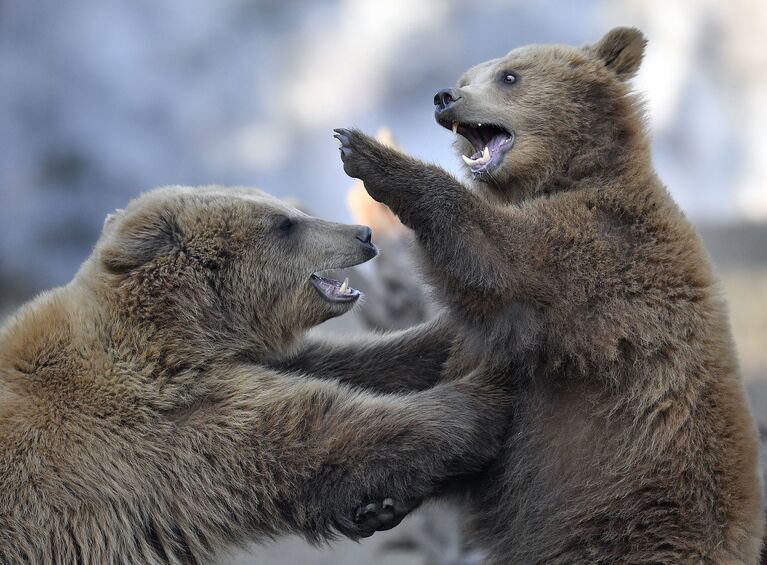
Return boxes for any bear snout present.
[433,88,461,113]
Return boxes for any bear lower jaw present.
[462,130,514,175]
[310,273,361,303]
[450,122,514,174]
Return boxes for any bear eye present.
[501,71,518,85]
[276,216,295,234]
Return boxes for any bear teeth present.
[452,122,458,134]
[462,146,492,167]
[339,277,349,294]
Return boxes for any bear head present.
[91,186,377,357]
[434,27,648,201]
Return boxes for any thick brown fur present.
[0,186,512,564]
[328,27,764,564]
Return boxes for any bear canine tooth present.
[482,146,490,162]
[452,122,458,134]
[462,155,474,166]
[339,278,349,294]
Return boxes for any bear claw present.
[333,128,375,181]
[333,129,353,158]
[351,497,404,537]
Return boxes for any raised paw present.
[333,128,386,184]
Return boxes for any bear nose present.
[434,88,461,112]
[355,226,373,245]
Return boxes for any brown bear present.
[325,27,764,564]
[0,186,512,564]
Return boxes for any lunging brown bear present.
[326,27,764,564]
[0,186,512,564]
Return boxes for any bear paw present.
[333,128,386,183]
[337,497,412,539]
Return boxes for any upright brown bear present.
[0,186,512,564]
[326,27,764,563]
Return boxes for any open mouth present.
[449,122,514,174]
[310,272,361,304]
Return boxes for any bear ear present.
[589,27,646,80]
[100,207,182,273]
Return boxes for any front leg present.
[334,128,470,230]
[292,367,511,540]
[164,364,511,546]
[268,314,455,393]
[335,128,515,301]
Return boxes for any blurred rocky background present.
[1,1,765,563]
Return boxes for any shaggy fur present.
[0,186,512,564]
[327,28,764,564]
